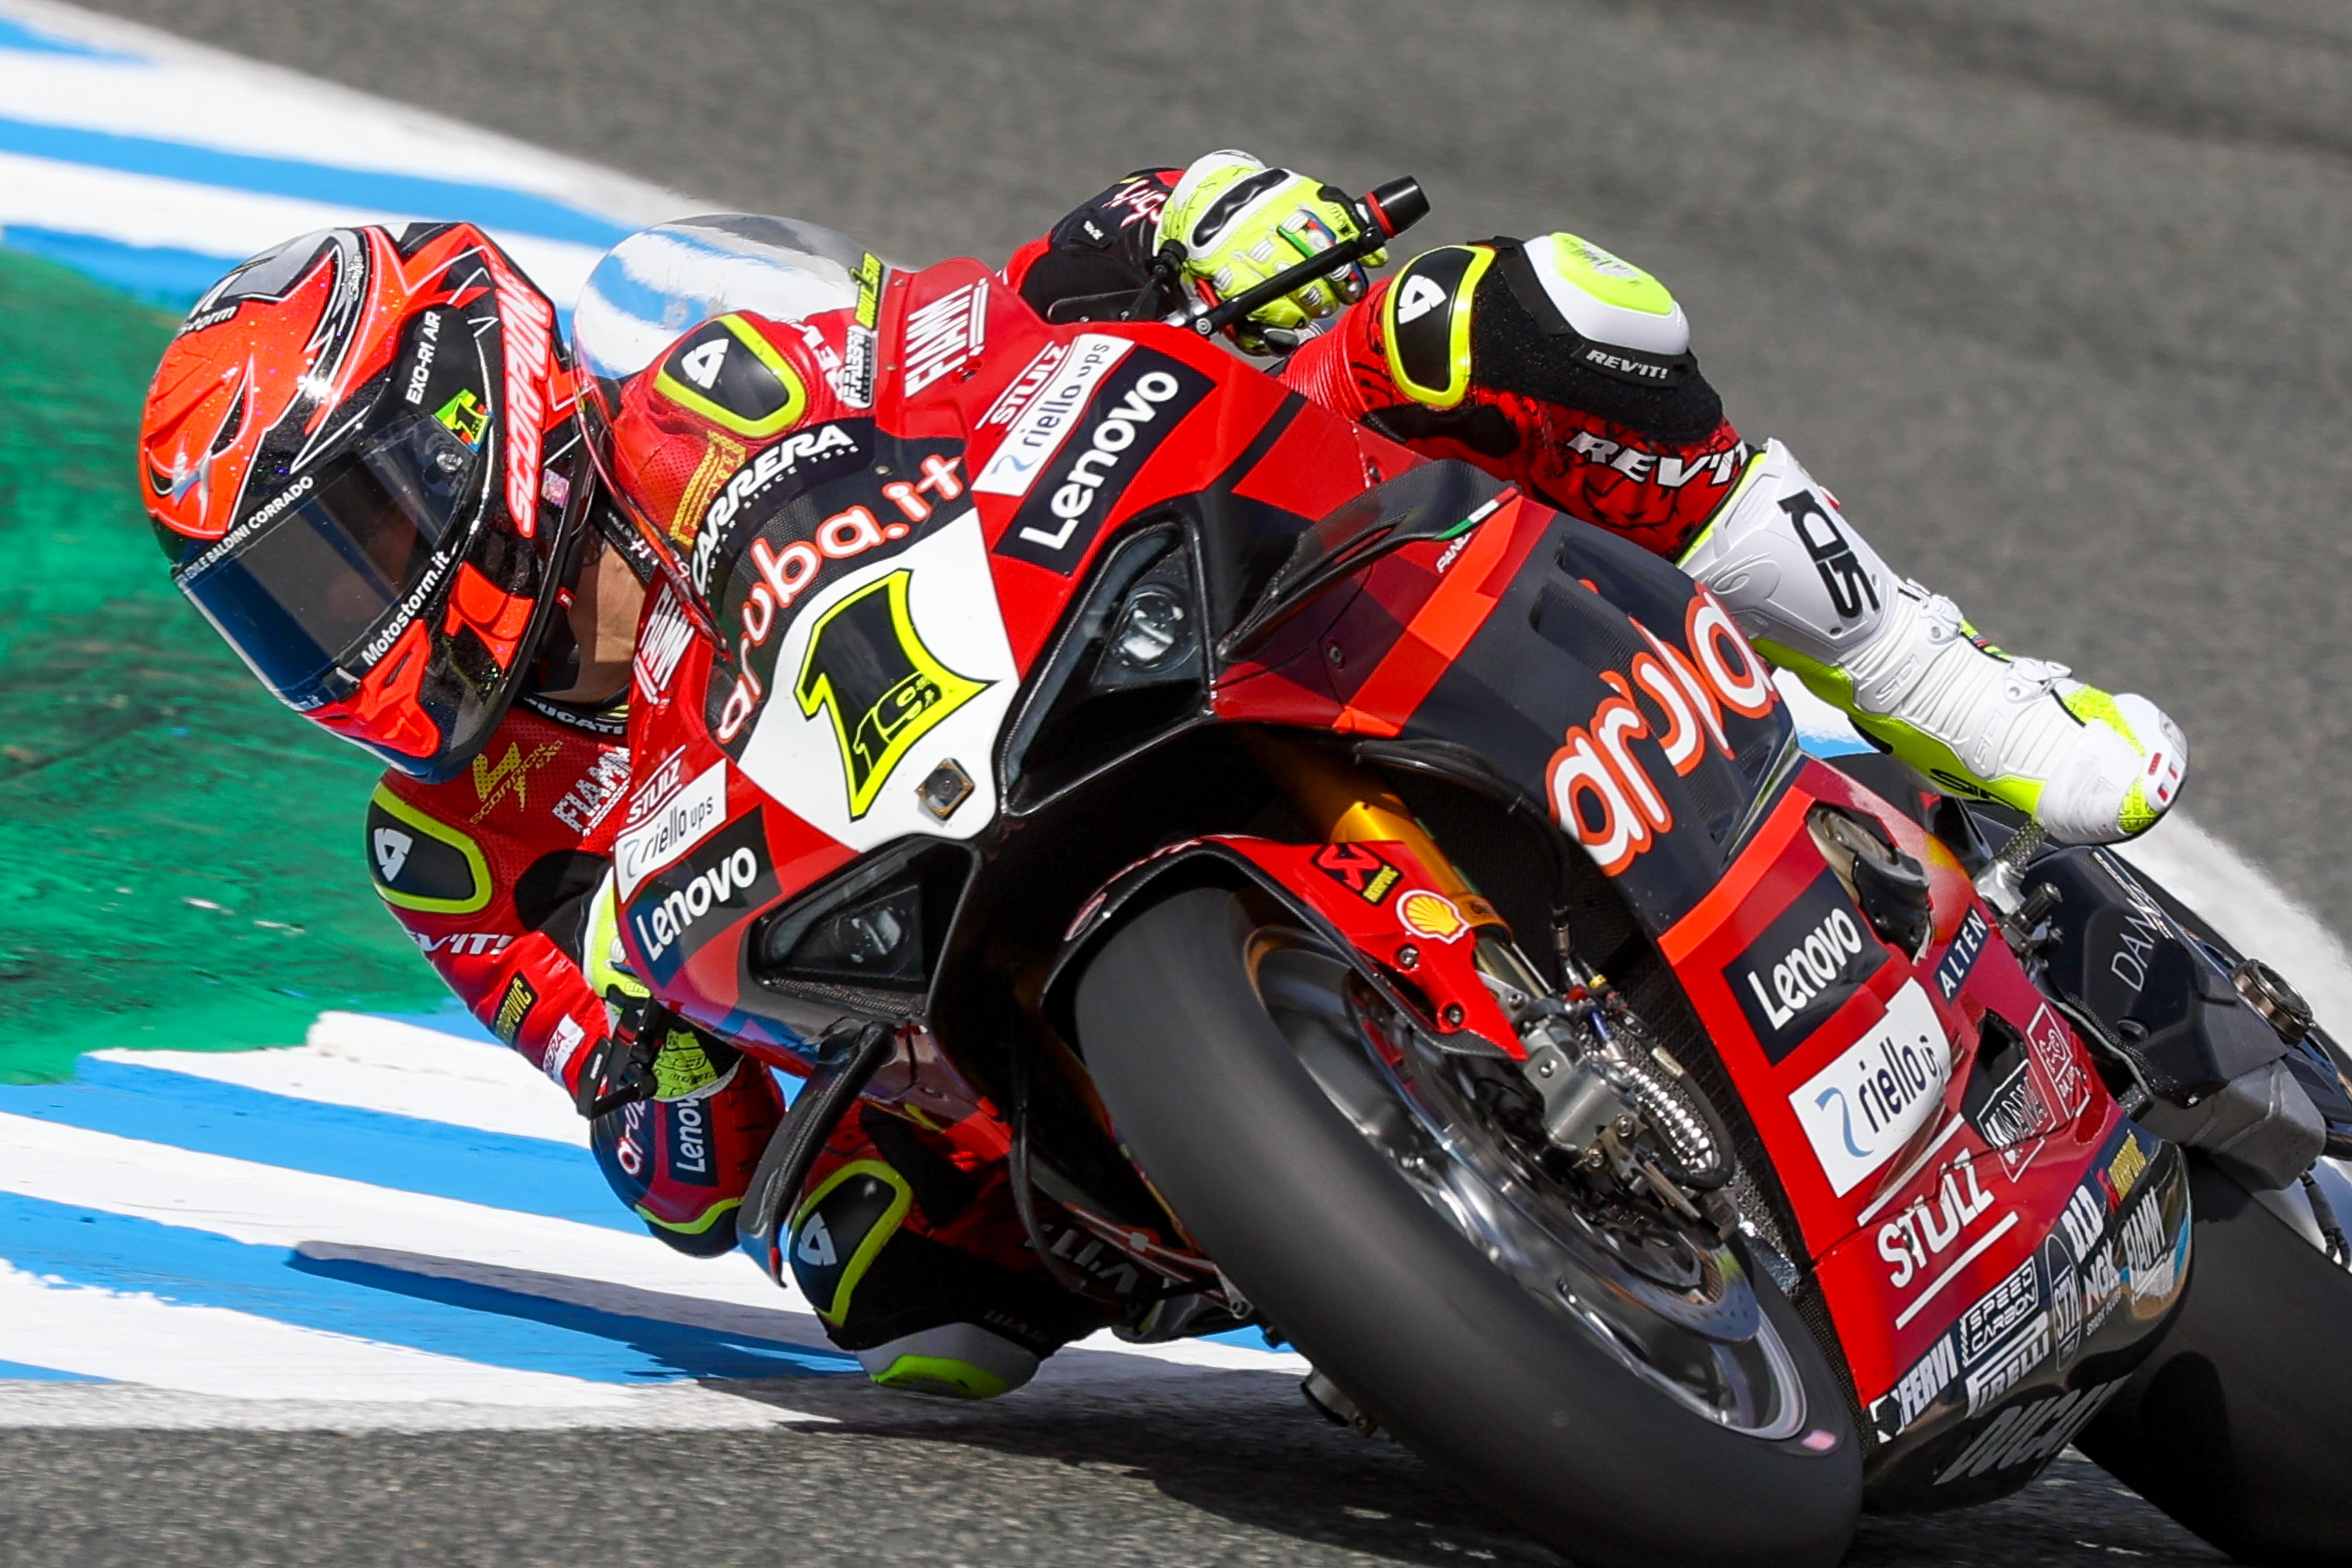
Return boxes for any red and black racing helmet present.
[138,223,591,782]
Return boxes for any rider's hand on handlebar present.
[1157,151,1386,355]
[570,875,743,1119]
[574,1001,745,1120]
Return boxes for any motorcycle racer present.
[134,153,2188,1401]
[137,223,1111,1398]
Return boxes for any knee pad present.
[782,1145,1110,1374]
[854,1322,1041,1401]
[591,1064,783,1256]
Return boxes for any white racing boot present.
[1679,440,2187,845]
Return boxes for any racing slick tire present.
[2072,866,2352,1564]
[1074,887,1861,1568]
[2078,1152,2352,1564]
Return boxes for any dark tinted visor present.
[173,402,486,702]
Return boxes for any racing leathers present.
[370,157,2187,1402]
[1008,159,2188,844]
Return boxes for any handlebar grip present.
[1194,176,1428,337]
[1361,177,1428,240]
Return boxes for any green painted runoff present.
[0,249,446,1081]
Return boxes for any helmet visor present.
[171,400,487,706]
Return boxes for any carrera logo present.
[993,351,1213,575]
[972,334,1130,497]
[1789,978,1953,1196]
[1724,869,1886,1064]
[695,420,871,594]
[614,759,727,898]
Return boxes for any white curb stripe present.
[90,1014,589,1147]
[0,1259,634,1406]
[0,147,611,307]
[0,1379,824,1430]
[0,0,693,224]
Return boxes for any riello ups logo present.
[989,349,1213,575]
[625,811,779,986]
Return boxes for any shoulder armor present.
[1380,244,1498,410]
[366,780,492,915]
[652,313,810,439]
[1515,233,1689,355]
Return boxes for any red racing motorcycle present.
[575,193,2352,1567]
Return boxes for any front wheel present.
[1074,888,1860,1568]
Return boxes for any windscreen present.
[572,213,872,387]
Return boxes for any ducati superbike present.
[577,193,2352,1567]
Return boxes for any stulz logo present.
[979,342,1069,428]
[1724,869,1886,1064]
[1875,1148,1997,1291]
[993,350,1212,575]
[614,758,727,898]
[972,334,1130,497]
[1789,978,1953,1196]
[626,813,776,984]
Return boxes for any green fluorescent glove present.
[1157,149,1385,355]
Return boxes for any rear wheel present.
[2071,861,2352,1563]
[1075,888,1860,1568]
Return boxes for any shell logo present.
[1397,889,1470,944]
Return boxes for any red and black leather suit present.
[367,168,1758,1364]
[1006,169,1751,560]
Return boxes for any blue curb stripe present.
[0,1192,856,1382]
[0,1057,630,1229]
[0,1359,107,1382]
[0,118,633,247]
[0,18,137,60]
[0,225,234,309]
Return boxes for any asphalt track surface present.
[33,2,2342,1563]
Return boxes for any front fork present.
[1249,734,1741,1228]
